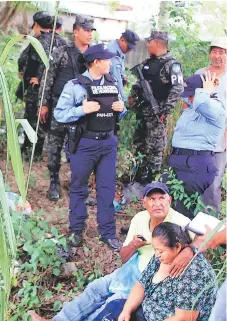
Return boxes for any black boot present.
[48,171,60,201]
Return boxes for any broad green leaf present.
[0,67,26,202]
[26,35,49,68]
[0,34,25,66]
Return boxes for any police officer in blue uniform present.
[54,44,127,251]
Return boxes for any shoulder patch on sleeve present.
[171,63,181,73]
[61,92,71,99]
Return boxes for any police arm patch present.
[171,63,183,85]
[61,92,71,99]
[173,63,182,72]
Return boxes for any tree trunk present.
[4,7,18,32]
[22,10,28,35]
[0,4,15,31]
[157,1,172,30]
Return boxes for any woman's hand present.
[200,71,216,91]
[112,100,124,112]
[82,99,100,114]
[118,310,131,321]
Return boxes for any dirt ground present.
[0,151,143,276]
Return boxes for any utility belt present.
[82,130,114,140]
[171,147,214,156]
[67,121,115,154]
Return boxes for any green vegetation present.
[0,1,226,320]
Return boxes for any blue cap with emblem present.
[121,29,140,50]
[83,44,116,63]
[143,182,170,198]
[181,74,203,98]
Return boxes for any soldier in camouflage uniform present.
[50,16,67,47]
[130,31,184,184]
[18,11,64,159]
[38,15,95,201]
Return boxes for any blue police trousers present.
[168,154,217,218]
[69,136,118,239]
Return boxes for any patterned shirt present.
[139,254,217,321]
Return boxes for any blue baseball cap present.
[181,74,203,98]
[122,29,140,50]
[143,182,170,198]
[83,44,116,63]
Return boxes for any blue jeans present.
[53,270,128,321]
[209,280,226,321]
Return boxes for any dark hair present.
[73,23,82,31]
[55,22,62,29]
[152,222,191,248]
[36,17,53,29]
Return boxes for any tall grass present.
[0,34,49,321]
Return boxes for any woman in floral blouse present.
[97,222,217,321]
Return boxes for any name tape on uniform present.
[96,112,113,118]
[90,86,118,95]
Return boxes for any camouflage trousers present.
[134,116,167,183]
[47,96,70,172]
[21,85,48,157]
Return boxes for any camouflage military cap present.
[147,31,169,42]
[74,14,96,31]
[53,16,63,27]
[33,11,51,22]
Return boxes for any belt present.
[82,130,114,140]
[171,147,214,156]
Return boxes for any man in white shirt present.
[195,37,227,214]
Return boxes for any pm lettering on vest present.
[91,86,119,95]
[96,112,114,117]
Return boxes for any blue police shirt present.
[107,40,126,102]
[54,70,127,123]
[172,88,225,151]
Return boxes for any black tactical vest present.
[142,56,173,101]
[75,74,119,132]
[53,46,86,96]
[24,32,52,79]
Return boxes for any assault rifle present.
[131,63,159,117]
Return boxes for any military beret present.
[147,31,169,42]
[121,29,140,50]
[83,44,116,63]
[74,14,96,31]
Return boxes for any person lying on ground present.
[28,182,195,321]
[97,222,217,321]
